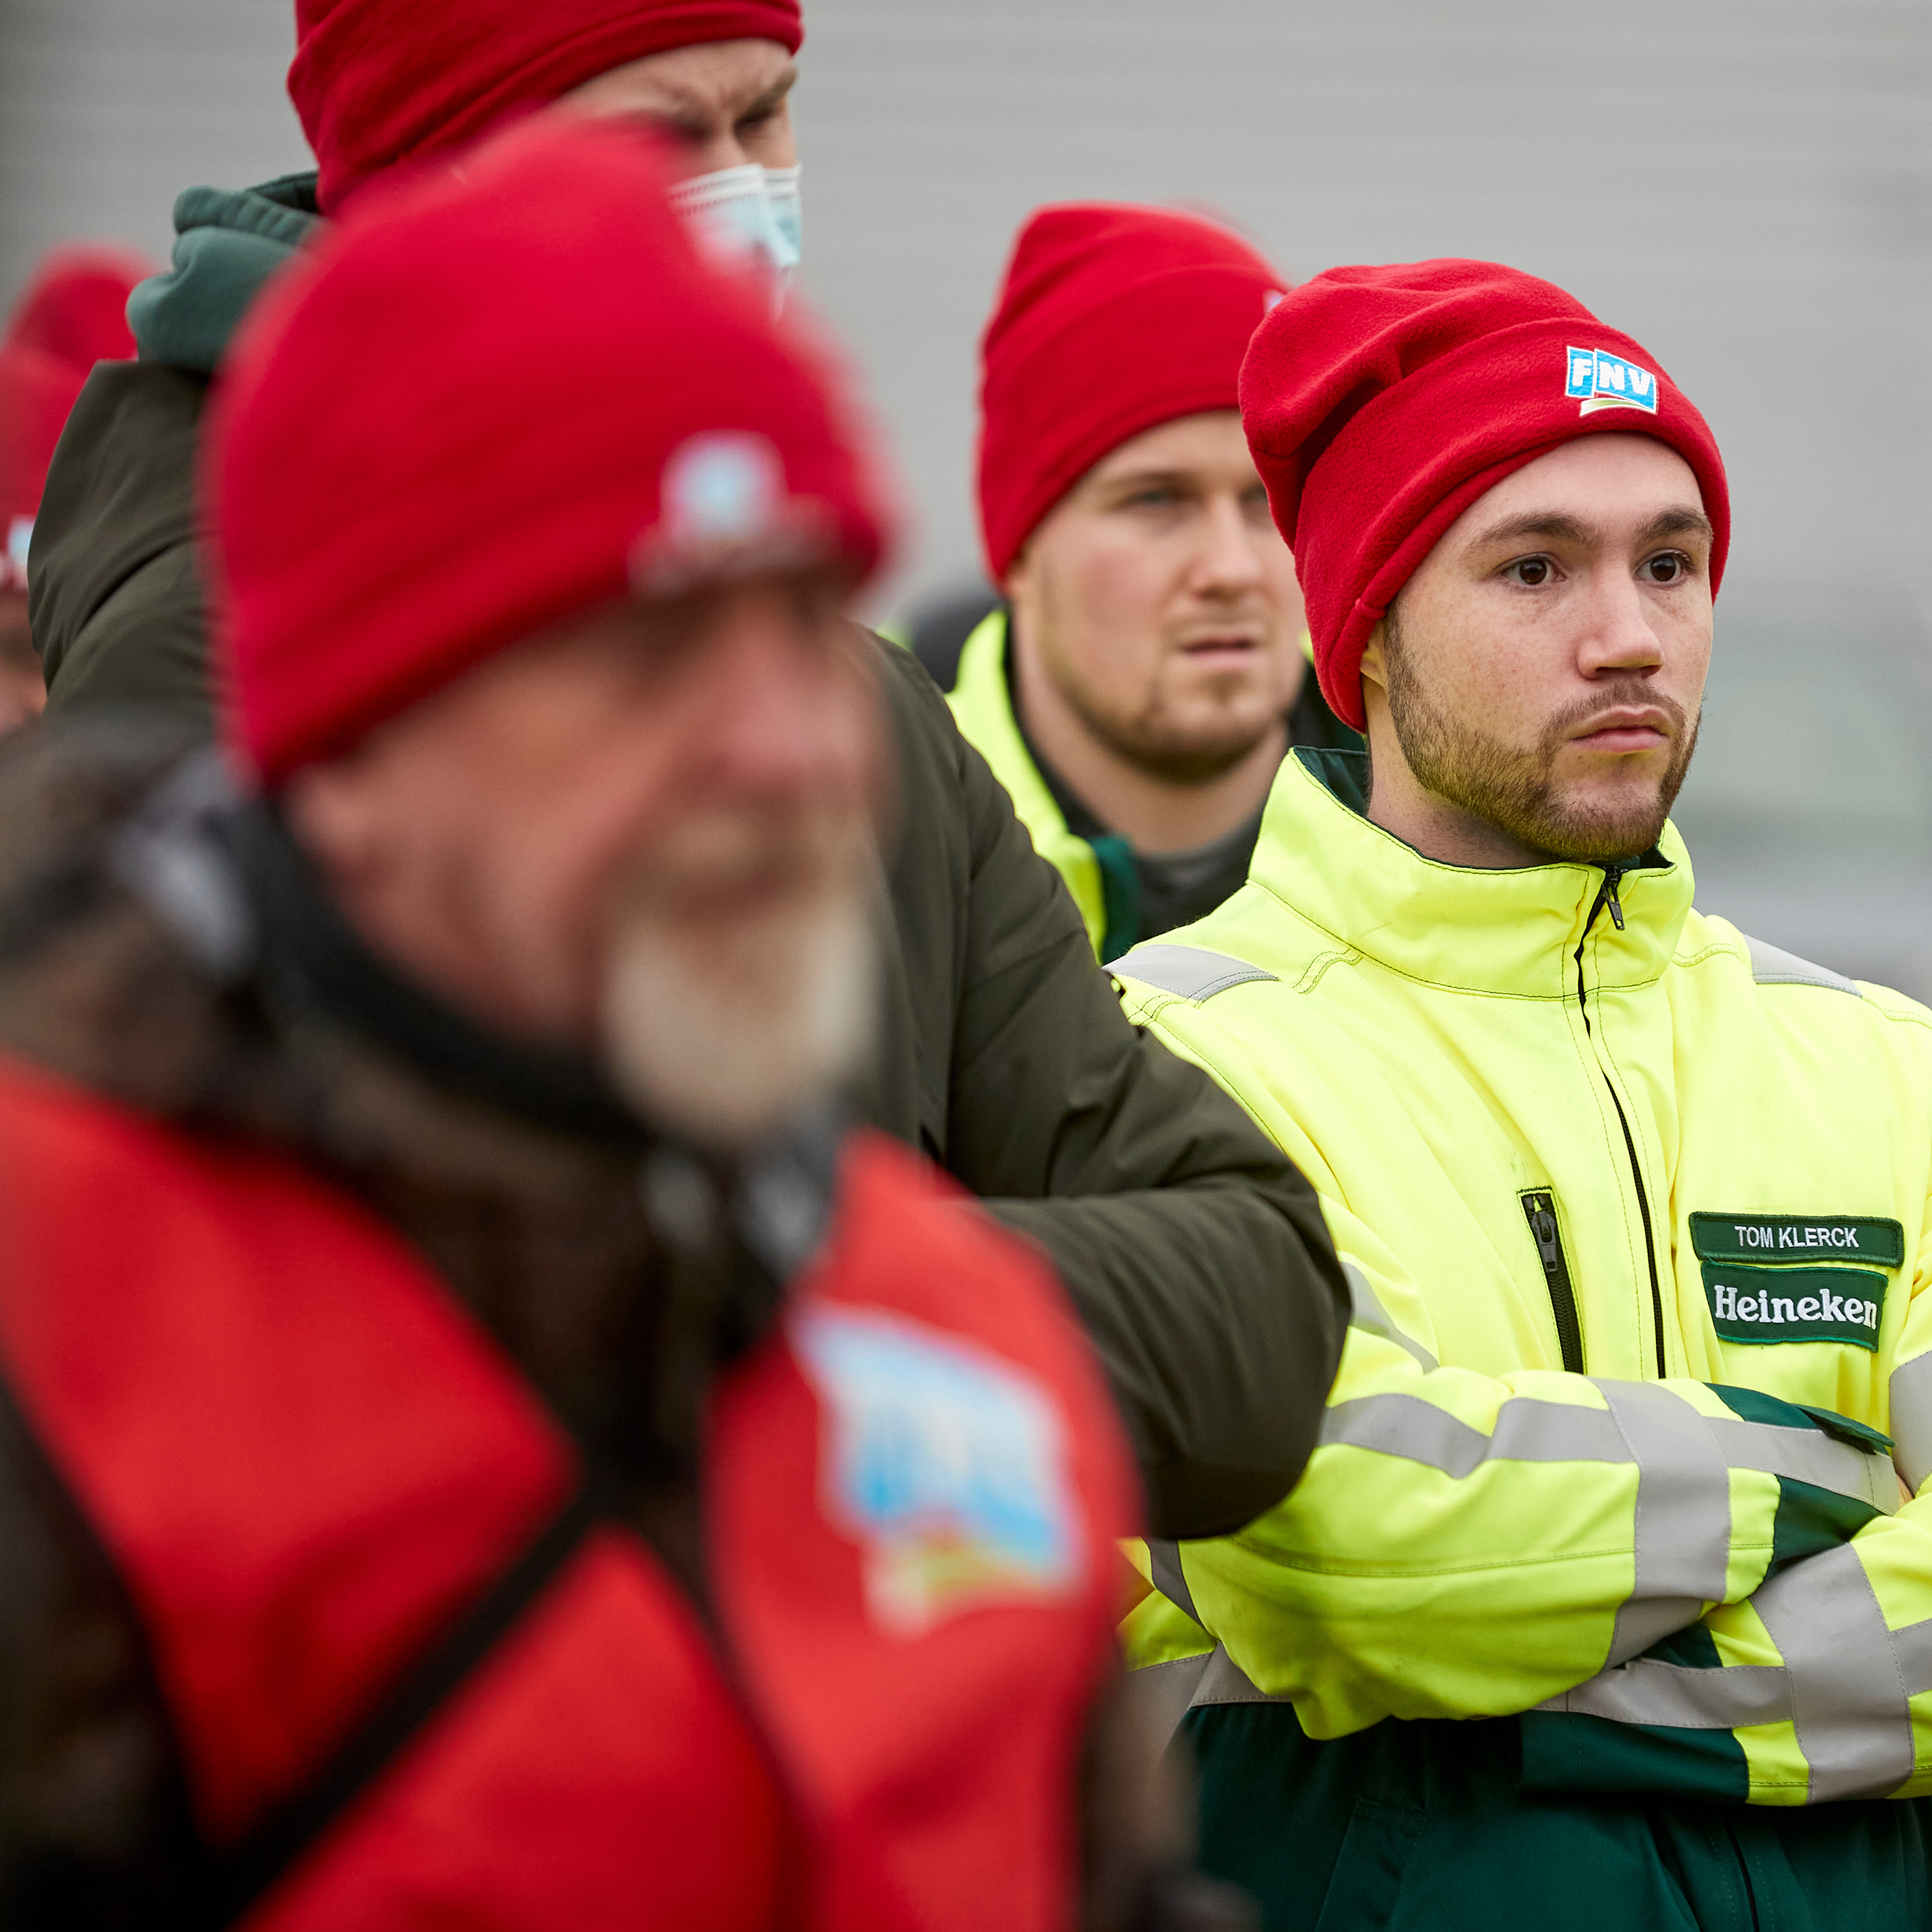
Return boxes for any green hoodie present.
[127,174,321,375]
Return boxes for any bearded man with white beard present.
[0,125,1259,1927]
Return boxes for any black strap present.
[195,1483,602,1928]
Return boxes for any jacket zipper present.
[1574,864,1668,1377]
[1521,1191,1585,1373]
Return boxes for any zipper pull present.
[1526,1196,1561,1275]
[1585,863,1628,934]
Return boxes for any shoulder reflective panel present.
[1890,1352,1932,1492]
[1104,943,1278,1004]
[1745,934,1861,998]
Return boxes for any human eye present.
[1638,551,1692,585]
[1499,555,1559,588]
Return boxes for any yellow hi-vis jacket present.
[945,610,1124,961]
[1113,749,1932,1818]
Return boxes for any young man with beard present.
[952,204,1354,962]
[1112,260,1932,1928]
[25,0,1348,1554]
[0,123,1264,1927]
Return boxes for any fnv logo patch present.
[1565,346,1659,416]
[792,1304,1081,1635]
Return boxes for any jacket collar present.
[1251,748,1694,997]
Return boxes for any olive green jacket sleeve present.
[28,366,1349,1539]
[29,363,217,725]
[861,643,1349,1537]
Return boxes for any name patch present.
[1689,1213,1905,1270]
[1701,1263,1887,1350]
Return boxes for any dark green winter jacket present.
[27,175,1348,1542]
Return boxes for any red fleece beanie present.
[208,119,889,785]
[1,245,149,575]
[290,0,805,212]
[1241,258,1729,731]
[977,203,1287,582]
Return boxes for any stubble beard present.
[1035,604,1283,788]
[599,814,876,1152]
[1382,608,1699,863]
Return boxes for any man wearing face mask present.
[27,0,1348,1549]
[954,204,1355,961]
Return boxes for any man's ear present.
[999,541,1032,607]
[1358,620,1389,701]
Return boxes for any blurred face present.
[1003,411,1305,785]
[557,38,797,175]
[1361,433,1714,863]
[0,593,45,734]
[284,571,882,1149]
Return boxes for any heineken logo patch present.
[1689,1213,1905,1270]
[1701,1263,1887,1350]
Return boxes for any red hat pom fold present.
[207,119,889,785]
[977,203,1287,582]
[291,0,805,212]
[1240,258,1729,731]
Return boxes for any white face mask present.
[668,162,802,300]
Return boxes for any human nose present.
[695,614,876,809]
[1187,495,1267,598]
[1577,567,1663,679]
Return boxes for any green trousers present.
[1185,1702,1932,1931]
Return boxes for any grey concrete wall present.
[0,0,309,296]
[4,0,1931,982]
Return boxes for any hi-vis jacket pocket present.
[1689,1213,1903,1351]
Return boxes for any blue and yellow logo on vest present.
[1565,346,1659,416]
[793,1304,1080,1633]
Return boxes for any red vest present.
[0,1053,1135,1929]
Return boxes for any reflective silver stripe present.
[1894,1617,1932,1697]
[1344,1261,1437,1372]
[1147,1538,1201,1624]
[1539,1656,1794,1729]
[1599,1381,1735,1661]
[1104,943,1279,1004]
[1321,1391,1629,1476]
[1745,934,1861,998]
[1704,1415,1896,1515]
[1188,1642,1291,1710]
[1890,1352,1932,1493]
[1753,1543,1914,1800]
[1541,1610,1932,1769]
[1125,1651,1217,1748]
[1324,1386,1891,1504]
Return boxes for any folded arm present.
[1130,1205,1897,1742]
